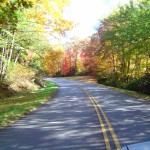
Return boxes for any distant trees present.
[43,46,64,76]
[42,38,90,77]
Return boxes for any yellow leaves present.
[25,0,72,35]
[36,26,44,32]
[27,11,42,19]
[52,0,70,11]
[105,41,111,46]
[53,11,62,19]
[42,45,65,75]
[53,19,73,34]
[76,59,86,72]
[26,10,47,25]
[26,0,41,5]
[0,0,8,7]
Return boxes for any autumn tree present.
[95,0,150,93]
[43,46,64,76]
[62,38,89,76]
[80,35,101,75]
[0,0,73,91]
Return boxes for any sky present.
[63,0,131,39]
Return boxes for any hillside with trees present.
[0,0,72,93]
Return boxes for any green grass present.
[0,81,58,128]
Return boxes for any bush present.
[34,71,46,88]
[96,72,150,94]
[97,73,120,87]
[6,63,39,92]
[97,76,108,84]
[75,71,88,76]
[0,81,14,99]
[126,74,150,94]
[53,71,64,77]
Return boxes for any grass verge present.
[0,81,58,128]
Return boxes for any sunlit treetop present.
[0,0,72,34]
[25,0,73,34]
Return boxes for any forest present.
[0,0,150,95]
[43,0,150,94]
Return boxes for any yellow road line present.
[86,89,121,150]
[81,87,111,150]
[92,98,121,149]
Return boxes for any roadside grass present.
[0,81,58,128]
[63,76,150,100]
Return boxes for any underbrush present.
[0,81,58,128]
[0,85,14,99]
[6,64,39,92]
[97,74,150,95]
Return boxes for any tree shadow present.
[0,80,106,150]
[83,83,150,147]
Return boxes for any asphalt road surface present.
[0,78,150,150]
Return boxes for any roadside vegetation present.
[0,81,57,128]
[0,0,72,92]
[43,0,150,95]
[0,0,71,127]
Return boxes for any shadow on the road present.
[85,84,150,147]
[1,78,150,150]
[0,82,106,150]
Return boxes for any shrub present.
[97,76,108,84]
[75,71,88,76]
[53,71,64,77]
[126,74,150,94]
[97,73,120,87]
[96,72,150,94]
[34,71,46,88]
[6,63,39,92]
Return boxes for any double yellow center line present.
[80,87,121,150]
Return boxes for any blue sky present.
[63,0,131,39]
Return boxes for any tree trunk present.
[0,33,8,80]
[7,30,16,68]
[14,49,22,64]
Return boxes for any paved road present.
[0,78,150,150]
